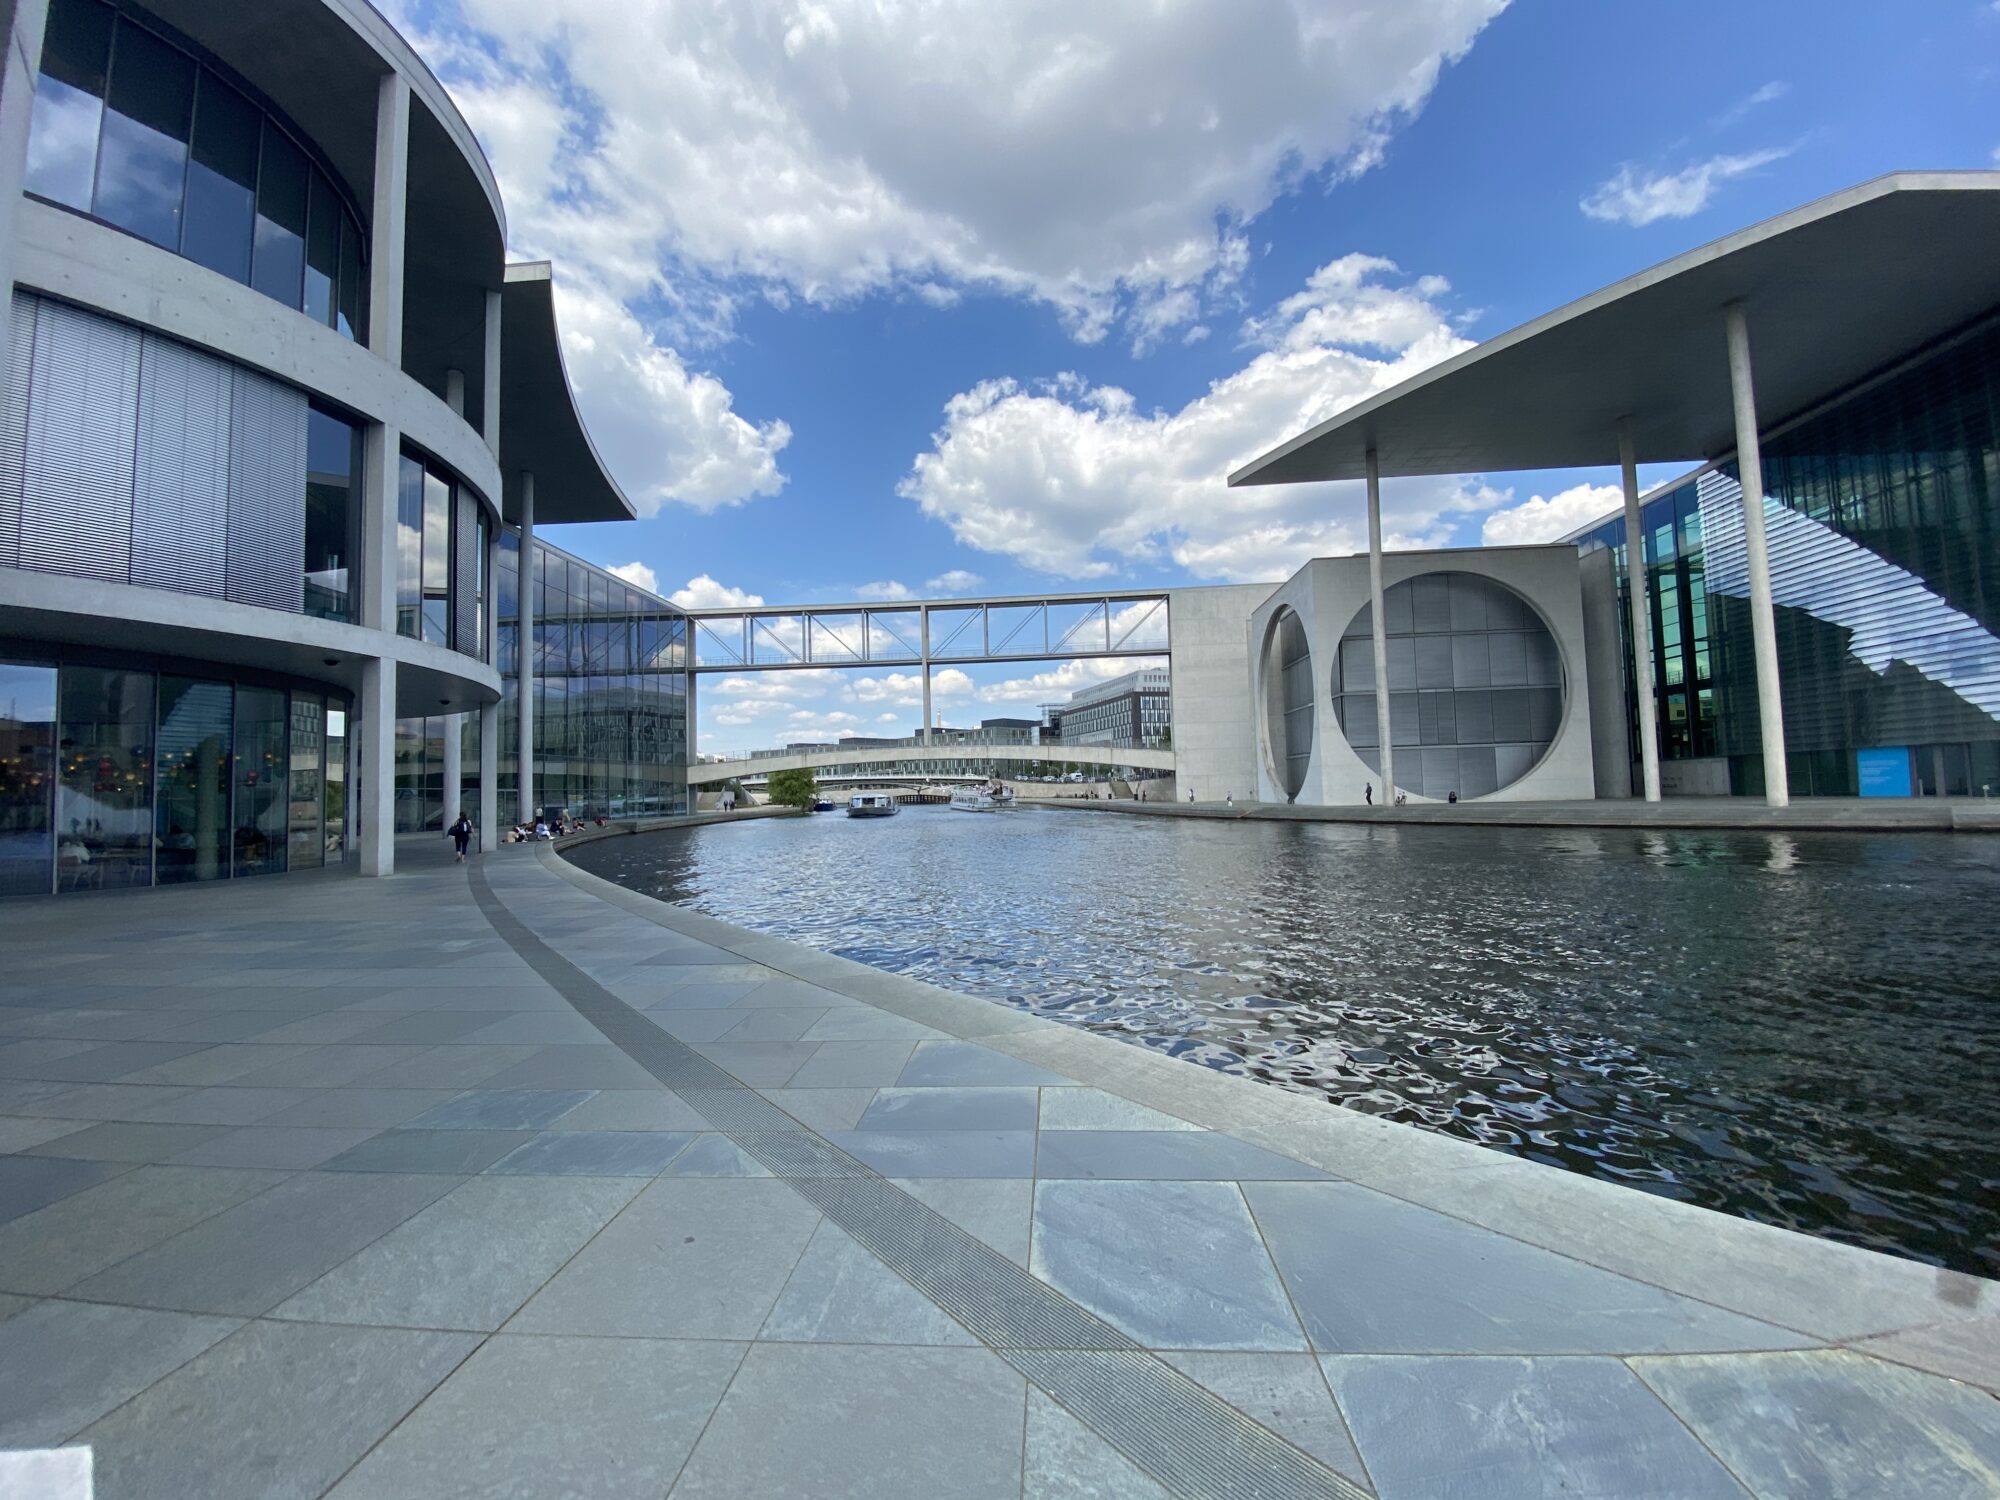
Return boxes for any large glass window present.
[183,74,258,283]
[93,21,194,250]
[57,665,152,891]
[422,470,451,646]
[155,676,232,884]
[288,694,324,871]
[325,704,347,858]
[24,0,111,211]
[25,0,366,339]
[233,685,287,876]
[304,408,357,622]
[0,663,57,897]
[396,453,424,637]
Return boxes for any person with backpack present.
[448,810,472,863]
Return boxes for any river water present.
[571,807,2000,1276]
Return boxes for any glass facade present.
[26,0,367,338]
[1334,573,1564,801]
[1576,318,2000,797]
[0,647,348,896]
[393,450,488,659]
[1,293,361,621]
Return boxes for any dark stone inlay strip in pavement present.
[468,865,1362,1500]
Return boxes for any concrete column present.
[0,0,50,364]
[920,605,932,746]
[358,657,397,876]
[1618,417,1662,802]
[368,73,410,364]
[517,472,536,823]
[444,367,465,419]
[359,422,400,635]
[483,289,503,456]
[1366,448,1395,802]
[479,516,499,850]
[1724,302,1789,808]
[441,713,462,830]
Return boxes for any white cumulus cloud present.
[896,254,1490,583]
[606,560,658,594]
[1480,483,1621,546]
[671,574,766,609]
[924,569,983,594]
[1579,146,1792,227]
[853,581,915,601]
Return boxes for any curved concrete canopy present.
[501,263,638,524]
[1229,172,2000,485]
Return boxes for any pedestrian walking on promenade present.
[448,811,472,863]
[1364,783,1373,805]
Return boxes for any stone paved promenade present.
[0,834,1995,1498]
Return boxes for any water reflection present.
[572,810,2000,1276]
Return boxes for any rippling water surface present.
[571,808,2000,1275]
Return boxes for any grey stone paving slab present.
[120,1041,324,1084]
[1631,1348,2000,1498]
[457,1011,609,1045]
[715,1007,828,1042]
[510,1177,820,1339]
[824,1128,1037,1178]
[322,1128,539,1174]
[731,978,866,1009]
[1159,1353,1368,1489]
[17,1039,215,1082]
[24,1121,232,1163]
[212,1011,388,1044]
[1032,1180,1307,1351]
[78,1318,479,1500]
[25,1082,197,1119]
[661,1134,773,1177]
[1023,1385,1175,1500]
[276,1174,643,1331]
[0,1164,288,1296]
[0,1298,242,1447]
[324,1333,746,1500]
[71,1169,460,1315]
[0,1038,103,1072]
[891,1176,1034,1265]
[544,1089,709,1131]
[343,1042,547,1089]
[0,1292,33,1321]
[860,1086,1040,1132]
[122,1084,314,1126]
[225,1042,437,1087]
[144,1010,295,1044]
[343,1011,516,1045]
[0,1079,77,1112]
[1038,1087,1202,1131]
[786,1040,917,1087]
[800,1010,944,1042]
[1248,1181,1805,1355]
[650,1008,754,1040]
[670,1342,1026,1500]
[490,1129,698,1176]
[898,1039,1076,1087]
[257,1087,461,1128]
[756,1086,877,1131]
[477,1045,661,1090]
[1849,1316,2000,1394]
[0,1154,128,1226]
[760,1220,977,1346]
[402,1088,597,1130]
[1036,1130,1331,1181]
[1323,1354,1746,1500]
[163,1123,382,1170]
[694,1040,821,1085]
[639,983,761,1011]
[0,1116,90,1153]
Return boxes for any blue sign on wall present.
[1857,747,1913,798]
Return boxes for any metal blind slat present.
[21,298,140,582]
[133,336,231,598]
[226,367,307,612]
[0,292,37,567]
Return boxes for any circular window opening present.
[1261,608,1313,802]
[1331,572,1563,800]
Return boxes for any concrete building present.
[0,0,676,896]
[1046,667,1171,749]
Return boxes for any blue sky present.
[385,0,2000,752]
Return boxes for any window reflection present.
[288,695,324,870]
[233,685,287,876]
[422,470,451,646]
[0,662,58,897]
[305,408,357,621]
[251,123,307,308]
[155,676,232,884]
[23,0,110,211]
[183,75,258,282]
[94,22,194,250]
[57,666,153,890]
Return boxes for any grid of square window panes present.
[486,536,690,823]
[0,655,346,897]
[26,0,366,339]
[1576,318,2000,797]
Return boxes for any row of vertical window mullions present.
[395,453,487,658]
[27,0,364,337]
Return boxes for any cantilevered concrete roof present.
[500,263,637,525]
[1229,172,2000,486]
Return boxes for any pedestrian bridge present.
[689,740,1175,785]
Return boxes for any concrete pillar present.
[368,73,409,363]
[1617,417,1662,802]
[479,517,500,850]
[359,422,400,635]
[517,472,536,823]
[483,289,502,456]
[444,367,465,419]
[0,0,49,365]
[1366,448,1395,802]
[358,657,397,876]
[1724,302,1789,808]
[920,605,932,746]
[440,713,462,831]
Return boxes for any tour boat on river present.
[846,793,899,818]
[949,781,1017,812]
